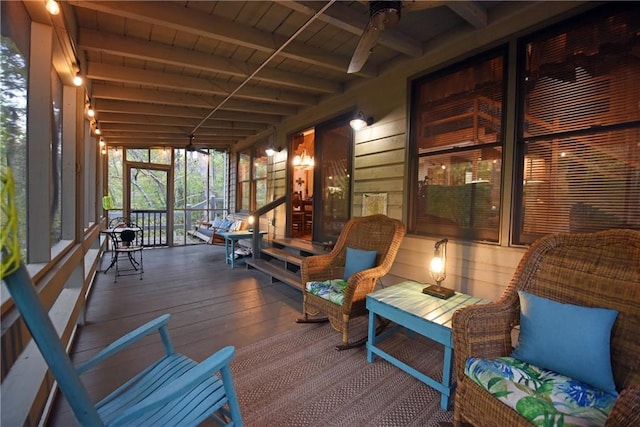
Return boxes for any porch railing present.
[131,210,167,247]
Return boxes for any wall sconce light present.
[73,72,83,87]
[99,138,105,147]
[101,148,107,155]
[265,145,282,156]
[422,238,455,299]
[46,0,60,15]
[349,111,373,131]
[94,126,101,135]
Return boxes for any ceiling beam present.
[78,28,342,94]
[105,139,233,149]
[68,0,377,77]
[91,87,297,116]
[98,123,256,137]
[87,62,318,107]
[101,132,240,141]
[93,101,281,124]
[447,1,487,29]
[97,111,279,126]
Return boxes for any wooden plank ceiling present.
[61,0,498,151]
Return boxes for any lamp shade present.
[428,238,448,284]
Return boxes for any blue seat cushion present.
[305,279,348,305]
[465,356,617,427]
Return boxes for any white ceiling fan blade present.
[348,22,382,74]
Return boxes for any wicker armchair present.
[298,214,405,349]
[452,229,640,427]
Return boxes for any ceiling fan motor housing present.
[370,1,401,29]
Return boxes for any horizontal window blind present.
[411,50,505,242]
[516,4,640,244]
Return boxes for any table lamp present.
[247,215,255,231]
[422,238,455,299]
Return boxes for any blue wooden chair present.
[0,166,243,426]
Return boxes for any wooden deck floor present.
[47,243,303,426]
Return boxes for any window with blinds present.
[409,49,506,242]
[515,4,640,244]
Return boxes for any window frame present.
[512,3,640,245]
[235,140,269,213]
[408,46,508,243]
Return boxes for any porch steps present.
[245,238,326,291]
[245,259,303,291]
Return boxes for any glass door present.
[126,164,170,246]
[314,114,353,243]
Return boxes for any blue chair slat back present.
[0,165,243,427]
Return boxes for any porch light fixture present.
[422,238,455,299]
[73,72,83,87]
[265,145,281,156]
[349,111,373,131]
[46,0,60,15]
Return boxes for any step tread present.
[261,247,304,266]
[245,259,303,291]
[271,238,326,255]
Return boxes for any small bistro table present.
[217,230,266,268]
[366,280,489,410]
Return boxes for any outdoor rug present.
[230,319,455,426]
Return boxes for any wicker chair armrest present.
[452,302,518,382]
[604,384,640,427]
[345,266,385,292]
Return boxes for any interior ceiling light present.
[99,138,105,147]
[46,0,60,15]
[94,126,101,135]
[293,149,314,169]
[87,107,95,118]
[349,111,373,131]
[73,72,83,87]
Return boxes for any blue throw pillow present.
[343,247,377,281]
[219,218,234,229]
[511,291,618,395]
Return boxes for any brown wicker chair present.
[298,214,405,350]
[452,229,640,427]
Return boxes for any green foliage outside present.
[1,36,28,258]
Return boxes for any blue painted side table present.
[366,280,489,409]
[218,230,266,268]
